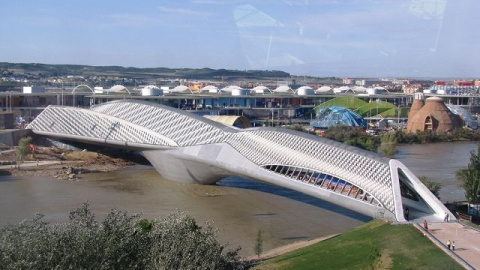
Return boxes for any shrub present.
[283,124,316,135]
[379,132,397,157]
[254,230,263,258]
[419,176,442,199]
[324,126,380,152]
[396,129,480,144]
[0,203,242,270]
[16,136,32,163]
[456,144,480,205]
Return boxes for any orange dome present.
[407,97,462,133]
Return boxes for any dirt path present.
[243,234,339,262]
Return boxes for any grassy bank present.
[253,220,462,270]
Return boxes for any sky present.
[0,0,479,78]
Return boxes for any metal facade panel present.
[28,100,396,214]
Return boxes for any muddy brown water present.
[0,142,474,256]
[0,166,368,256]
[395,141,476,203]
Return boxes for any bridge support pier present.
[142,149,231,185]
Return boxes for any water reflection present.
[218,177,371,222]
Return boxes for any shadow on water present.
[0,175,15,181]
[217,176,372,222]
[252,213,276,216]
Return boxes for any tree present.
[456,144,480,206]
[419,176,442,199]
[379,132,397,157]
[17,136,32,163]
[323,126,380,152]
[254,230,263,258]
[0,204,242,270]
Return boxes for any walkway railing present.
[263,164,383,208]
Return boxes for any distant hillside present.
[0,62,291,80]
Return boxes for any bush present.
[379,132,397,157]
[0,203,242,270]
[419,176,442,199]
[456,144,480,205]
[254,230,263,258]
[283,124,315,135]
[324,126,380,152]
[395,129,480,144]
[16,136,32,162]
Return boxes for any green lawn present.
[252,220,462,270]
[314,96,367,111]
[355,101,396,117]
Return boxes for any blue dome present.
[311,106,367,129]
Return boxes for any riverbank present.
[243,234,339,264]
[0,146,135,179]
[251,219,464,270]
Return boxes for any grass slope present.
[376,107,410,118]
[355,101,396,117]
[253,220,462,270]
[314,96,367,111]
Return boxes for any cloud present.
[157,6,210,17]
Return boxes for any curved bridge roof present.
[27,100,452,223]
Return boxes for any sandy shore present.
[243,234,339,264]
[0,146,135,179]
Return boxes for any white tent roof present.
[222,85,242,92]
[296,86,315,95]
[352,86,367,93]
[200,85,220,93]
[333,86,350,93]
[105,85,131,94]
[171,85,193,93]
[252,85,272,93]
[201,85,218,91]
[316,86,332,93]
[273,85,293,93]
[296,86,314,91]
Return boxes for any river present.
[0,141,476,256]
[395,141,476,203]
[0,166,369,256]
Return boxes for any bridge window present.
[262,164,381,207]
[398,170,419,201]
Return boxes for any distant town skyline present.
[1,0,478,78]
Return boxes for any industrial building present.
[1,83,479,129]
